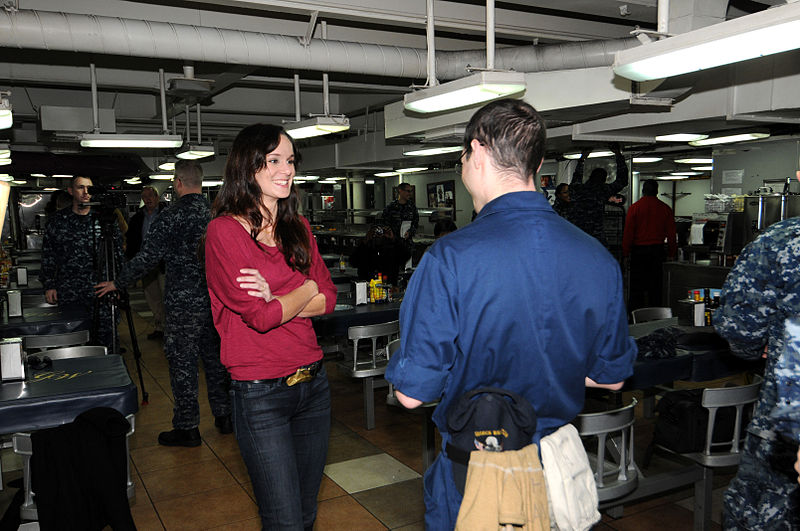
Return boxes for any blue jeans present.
[231,365,331,530]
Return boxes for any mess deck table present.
[0,355,139,520]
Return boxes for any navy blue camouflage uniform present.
[567,152,628,245]
[382,200,419,241]
[114,193,230,430]
[715,217,800,530]
[40,207,123,350]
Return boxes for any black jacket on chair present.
[30,407,135,531]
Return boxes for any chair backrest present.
[574,398,639,502]
[23,330,91,352]
[695,376,761,466]
[36,345,108,360]
[631,307,673,324]
[347,320,400,371]
[387,338,401,358]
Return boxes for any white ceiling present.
[1,0,796,183]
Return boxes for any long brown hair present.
[212,123,311,274]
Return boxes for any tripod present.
[92,207,149,405]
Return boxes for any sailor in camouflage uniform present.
[40,176,123,351]
[715,216,800,530]
[566,144,628,246]
[97,161,231,447]
[382,182,419,243]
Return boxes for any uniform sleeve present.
[115,211,168,288]
[715,236,775,359]
[305,221,337,314]
[112,219,125,277]
[586,265,637,384]
[607,152,629,195]
[410,205,419,238]
[205,217,284,333]
[385,252,458,403]
[40,218,59,290]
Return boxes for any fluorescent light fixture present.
[670,171,702,176]
[374,171,399,177]
[659,175,689,180]
[176,143,215,160]
[614,3,800,82]
[404,71,527,114]
[564,151,614,159]
[365,179,375,184]
[295,175,320,182]
[149,173,174,180]
[158,161,176,171]
[202,180,223,187]
[655,133,709,142]
[396,167,428,174]
[124,178,141,184]
[319,179,338,184]
[31,173,47,178]
[0,174,12,182]
[80,133,184,148]
[675,158,713,164]
[689,132,770,146]
[285,116,350,140]
[11,180,26,185]
[403,146,462,157]
[632,157,663,163]
[0,146,9,158]
[692,166,714,171]
[0,94,11,129]
[52,174,73,178]
[43,187,59,191]
[0,158,10,166]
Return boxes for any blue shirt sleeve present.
[386,252,458,403]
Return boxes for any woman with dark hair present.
[204,123,337,530]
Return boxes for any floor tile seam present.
[137,454,230,478]
[142,477,243,505]
[131,453,220,475]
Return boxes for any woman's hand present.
[237,268,273,302]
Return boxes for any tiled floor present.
[0,289,734,530]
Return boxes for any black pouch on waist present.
[445,387,537,495]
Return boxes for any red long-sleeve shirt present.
[205,215,337,381]
[622,196,677,258]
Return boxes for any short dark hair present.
[175,160,203,188]
[588,168,607,185]
[462,99,546,181]
[397,183,412,192]
[642,179,658,196]
[555,183,569,195]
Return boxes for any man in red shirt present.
[623,179,677,311]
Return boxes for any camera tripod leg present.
[116,291,149,405]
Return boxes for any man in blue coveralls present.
[385,99,637,529]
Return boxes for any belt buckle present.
[286,367,313,386]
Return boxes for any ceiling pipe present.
[159,68,168,134]
[0,9,637,82]
[89,63,99,133]
[293,74,301,122]
[486,0,495,70]
[322,21,330,116]
[425,0,438,87]
[658,0,670,34]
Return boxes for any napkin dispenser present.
[354,281,368,305]
[7,290,21,317]
[0,337,25,381]
[16,266,27,287]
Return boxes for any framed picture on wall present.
[427,180,456,221]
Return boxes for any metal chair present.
[22,330,91,353]
[654,377,761,530]
[34,345,107,360]
[631,307,673,324]
[337,320,399,429]
[574,397,639,506]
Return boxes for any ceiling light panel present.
[404,71,526,114]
